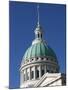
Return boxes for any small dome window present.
[36,57,38,60]
[41,57,44,60]
[32,58,34,61]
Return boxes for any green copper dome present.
[23,41,57,60]
[22,23,57,62]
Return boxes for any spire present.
[32,4,44,45]
[37,4,40,27]
[34,4,43,40]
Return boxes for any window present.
[32,58,33,61]
[36,57,38,60]
[41,57,44,60]
[47,58,48,60]
[47,70,49,72]
[41,65,45,76]
[41,34,42,38]
[36,70,39,78]
[51,70,53,73]
[56,68,59,73]
[31,71,34,79]
[46,65,51,73]
[41,69,44,76]
[31,67,34,79]
[38,33,39,38]
[36,66,39,78]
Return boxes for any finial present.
[37,4,40,27]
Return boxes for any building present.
[20,5,66,88]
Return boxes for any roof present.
[22,21,57,64]
[23,41,57,60]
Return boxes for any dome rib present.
[39,43,42,56]
[23,47,29,60]
[43,43,47,56]
[40,43,45,56]
[27,45,33,59]
[36,43,41,57]
[31,44,35,58]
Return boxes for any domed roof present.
[22,20,57,64]
[23,41,57,60]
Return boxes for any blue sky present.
[9,1,66,89]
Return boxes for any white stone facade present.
[20,72,66,88]
[20,57,61,88]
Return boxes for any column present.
[25,69,27,81]
[29,67,31,80]
[20,71,22,86]
[34,66,36,80]
[39,65,41,78]
[20,70,24,85]
[45,65,46,73]
[22,71,24,83]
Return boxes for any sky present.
[9,1,66,89]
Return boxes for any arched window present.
[36,70,39,78]
[51,70,53,73]
[36,66,39,78]
[46,65,50,73]
[31,67,34,79]
[41,65,45,76]
[47,70,49,72]
[42,69,44,76]
[47,58,48,60]
[31,71,34,79]
[38,33,39,38]
[41,34,42,38]
[56,68,59,73]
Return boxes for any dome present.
[23,41,57,61]
[22,22,58,63]
[21,23,58,65]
